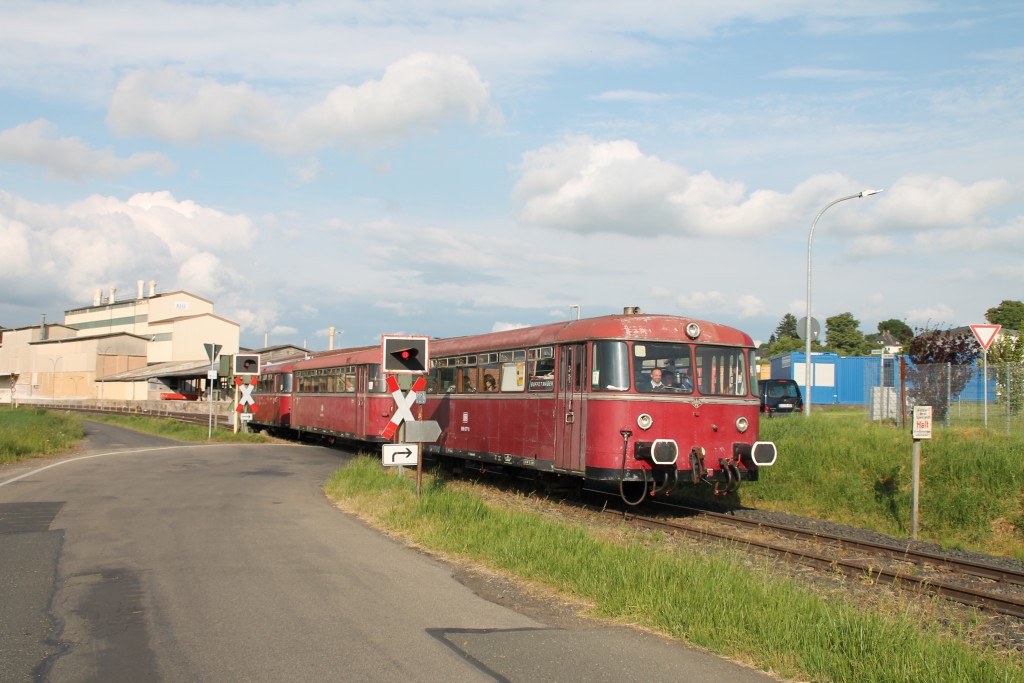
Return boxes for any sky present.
[1,1,1022,351]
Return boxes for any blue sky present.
[1,1,1021,350]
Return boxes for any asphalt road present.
[0,422,777,682]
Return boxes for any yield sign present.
[235,376,257,413]
[381,375,426,439]
[970,324,1001,351]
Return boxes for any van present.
[757,379,803,416]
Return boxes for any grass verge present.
[747,411,1024,559]
[91,413,269,443]
[0,409,84,464]
[326,457,1022,683]
[0,409,268,464]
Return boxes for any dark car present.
[757,379,803,416]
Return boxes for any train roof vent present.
[623,306,642,315]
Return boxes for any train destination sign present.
[382,444,419,467]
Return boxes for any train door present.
[555,344,586,472]
[356,366,368,437]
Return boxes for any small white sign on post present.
[912,406,932,440]
[382,443,419,467]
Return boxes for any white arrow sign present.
[382,443,419,467]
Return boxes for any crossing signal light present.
[382,336,429,374]
[233,354,261,375]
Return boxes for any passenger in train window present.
[662,371,676,388]
[483,374,497,392]
[648,368,664,391]
[678,370,694,393]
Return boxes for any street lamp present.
[49,357,62,400]
[805,189,883,416]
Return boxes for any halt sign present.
[912,406,933,440]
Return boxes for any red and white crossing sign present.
[235,376,258,413]
[381,375,426,439]
[970,324,1001,351]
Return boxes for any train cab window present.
[591,341,629,391]
[633,343,694,393]
[694,346,748,396]
[280,373,293,393]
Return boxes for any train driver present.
[648,368,664,391]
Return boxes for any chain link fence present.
[863,359,1024,432]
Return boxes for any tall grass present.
[92,413,268,443]
[0,409,84,463]
[327,458,1021,683]
[749,412,1024,558]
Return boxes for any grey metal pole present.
[805,189,883,417]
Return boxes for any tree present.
[985,300,1024,331]
[876,319,913,345]
[987,334,1024,415]
[773,313,799,341]
[904,328,980,420]
[825,312,868,356]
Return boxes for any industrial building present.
[0,281,241,404]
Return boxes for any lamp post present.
[805,189,883,416]
[49,357,62,400]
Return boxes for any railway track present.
[608,502,1024,620]
[43,403,235,429]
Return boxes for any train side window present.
[480,363,501,392]
[459,366,479,393]
[433,366,458,393]
[528,358,555,392]
[500,361,525,392]
[367,364,386,393]
[591,341,629,391]
[694,346,748,396]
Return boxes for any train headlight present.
[637,413,653,430]
[685,322,701,339]
[635,439,679,465]
[735,417,749,433]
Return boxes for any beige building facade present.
[0,282,240,403]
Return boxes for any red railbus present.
[253,311,776,503]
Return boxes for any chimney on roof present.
[329,326,336,350]
[93,289,102,306]
[40,314,47,341]
[137,280,145,300]
[148,280,156,297]
[108,286,116,304]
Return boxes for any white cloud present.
[875,175,1013,230]
[493,321,528,332]
[0,190,253,310]
[736,295,765,318]
[108,53,495,153]
[0,119,173,180]
[905,303,956,327]
[675,290,727,312]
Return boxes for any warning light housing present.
[382,336,429,374]
[233,354,261,376]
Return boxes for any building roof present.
[97,358,213,382]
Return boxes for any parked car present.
[758,379,803,416]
